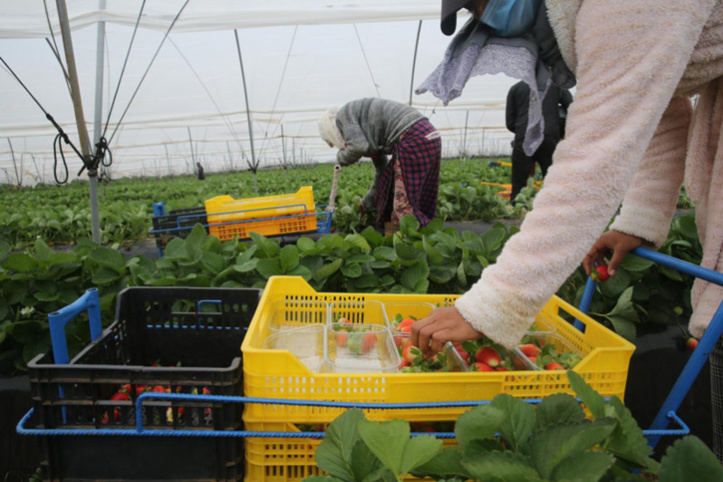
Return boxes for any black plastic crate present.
[27,286,260,481]
[151,206,207,248]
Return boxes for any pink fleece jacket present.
[456,0,723,347]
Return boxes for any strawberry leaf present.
[490,394,536,452]
[462,451,540,481]
[314,409,366,481]
[658,436,723,482]
[534,393,586,431]
[529,419,616,479]
[549,451,615,481]
[454,404,506,446]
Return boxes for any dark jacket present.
[506,81,573,147]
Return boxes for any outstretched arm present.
[415,0,714,351]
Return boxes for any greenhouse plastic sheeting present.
[0,1,519,184]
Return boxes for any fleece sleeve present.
[454,0,715,349]
[609,97,691,248]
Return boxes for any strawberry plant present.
[302,371,723,481]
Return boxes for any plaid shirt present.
[375,118,441,226]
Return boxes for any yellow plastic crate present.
[244,418,456,482]
[204,186,317,241]
[242,277,635,426]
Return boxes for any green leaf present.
[529,419,616,479]
[280,245,300,273]
[0,240,10,260]
[344,234,371,252]
[423,237,444,265]
[250,232,280,258]
[429,265,456,284]
[350,439,385,481]
[357,419,409,476]
[297,237,316,252]
[462,451,541,481]
[234,257,260,273]
[4,253,37,272]
[185,223,209,257]
[394,243,420,263]
[341,262,362,279]
[491,394,536,452]
[456,262,467,287]
[619,255,654,272]
[534,393,586,431]
[91,266,122,285]
[549,451,615,481]
[34,238,55,260]
[9,320,46,344]
[89,247,126,272]
[373,246,396,262]
[399,436,443,476]
[315,408,366,481]
[287,265,313,281]
[454,405,507,446]
[658,436,723,482]
[201,251,226,274]
[480,227,507,254]
[256,258,281,279]
[598,269,631,298]
[401,261,430,292]
[602,397,656,469]
[346,254,375,264]
[607,316,636,342]
[315,258,343,282]
[411,446,470,480]
[567,371,606,419]
[357,419,442,478]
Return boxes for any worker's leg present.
[386,158,414,235]
[510,145,534,205]
[534,137,558,179]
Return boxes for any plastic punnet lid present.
[263,323,326,372]
[327,323,400,373]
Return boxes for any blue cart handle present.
[48,288,102,364]
[579,246,723,450]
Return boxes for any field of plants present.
[0,157,701,378]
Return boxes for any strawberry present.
[335,332,348,347]
[474,362,495,372]
[475,347,501,368]
[361,333,378,353]
[397,318,415,332]
[591,263,611,282]
[495,366,509,372]
[402,345,422,364]
[399,358,410,369]
[686,337,699,352]
[151,385,166,393]
[518,344,540,359]
[393,335,406,349]
[111,390,130,401]
[545,363,564,370]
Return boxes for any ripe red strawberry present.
[686,337,699,351]
[335,332,348,347]
[474,362,495,372]
[361,333,378,353]
[397,318,415,332]
[402,345,422,364]
[545,363,564,370]
[111,390,130,401]
[496,366,509,372]
[591,263,611,282]
[475,347,501,367]
[518,344,540,359]
[399,358,410,369]
[151,385,166,393]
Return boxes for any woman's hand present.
[583,230,644,278]
[410,306,484,357]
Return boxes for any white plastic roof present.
[0,1,516,185]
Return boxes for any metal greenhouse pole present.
[93,0,107,183]
[233,29,258,193]
[409,20,423,106]
[56,0,100,242]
